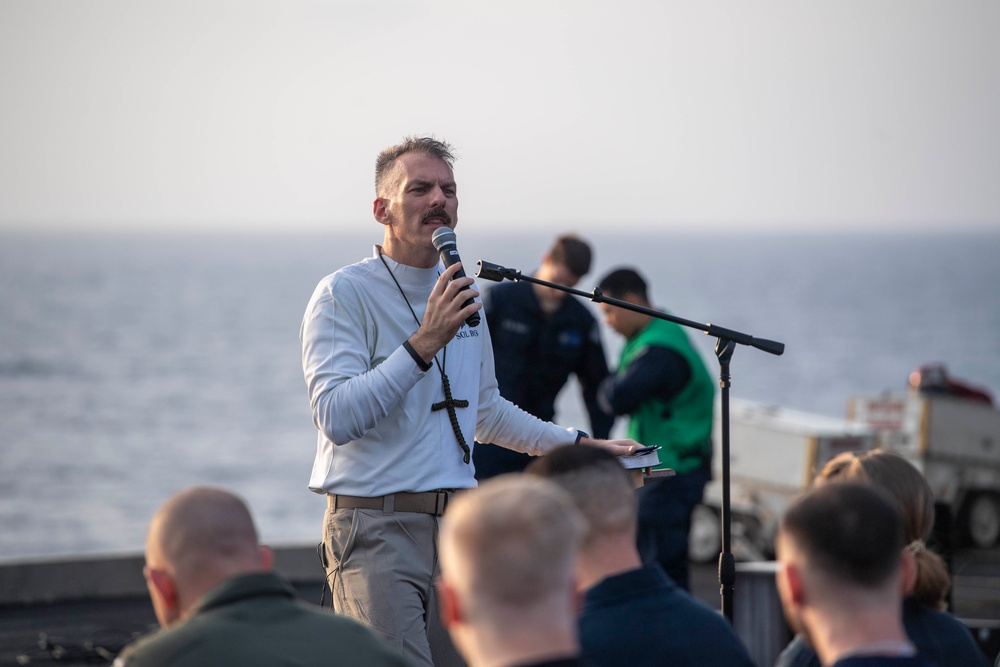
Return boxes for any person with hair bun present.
[816,449,951,610]
[774,449,988,667]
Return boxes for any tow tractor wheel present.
[966,493,1000,549]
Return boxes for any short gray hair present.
[375,136,456,195]
[439,475,584,608]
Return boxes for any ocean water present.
[1,229,998,563]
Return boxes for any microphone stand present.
[476,260,784,622]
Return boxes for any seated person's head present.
[816,449,949,608]
[776,482,910,644]
[143,486,272,627]
[437,475,584,640]
[525,444,637,546]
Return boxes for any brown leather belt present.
[327,490,455,516]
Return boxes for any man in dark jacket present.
[475,234,614,479]
[115,486,413,667]
[526,445,755,667]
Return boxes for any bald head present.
[144,487,270,626]
[147,486,261,573]
[437,475,585,666]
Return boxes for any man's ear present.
[779,561,806,606]
[436,578,462,628]
[144,565,180,627]
[259,545,274,571]
[571,583,584,618]
[146,566,176,603]
[373,197,389,225]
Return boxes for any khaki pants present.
[323,506,464,667]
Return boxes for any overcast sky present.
[1,1,998,234]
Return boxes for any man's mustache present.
[422,208,453,225]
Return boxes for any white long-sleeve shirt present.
[301,247,578,496]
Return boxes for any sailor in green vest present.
[596,268,715,591]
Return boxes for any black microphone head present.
[476,260,511,282]
[431,227,457,251]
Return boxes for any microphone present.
[475,260,521,283]
[431,227,480,328]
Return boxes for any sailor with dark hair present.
[526,444,755,667]
[776,482,939,667]
[776,450,988,667]
[596,266,715,590]
[475,234,614,479]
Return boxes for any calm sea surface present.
[1,229,998,562]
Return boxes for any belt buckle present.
[434,491,449,516]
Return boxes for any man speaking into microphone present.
[300,136,640,667]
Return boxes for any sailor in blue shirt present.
[475,235,614,479]
[527,445,755,667]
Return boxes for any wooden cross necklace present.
[378,248,472,464]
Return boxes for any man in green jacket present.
[597,267,715,590]
[115,486,414,667]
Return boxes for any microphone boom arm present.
[476,260,784,356]
[476,257,785,623]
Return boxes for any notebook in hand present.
[618,445,661,470]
